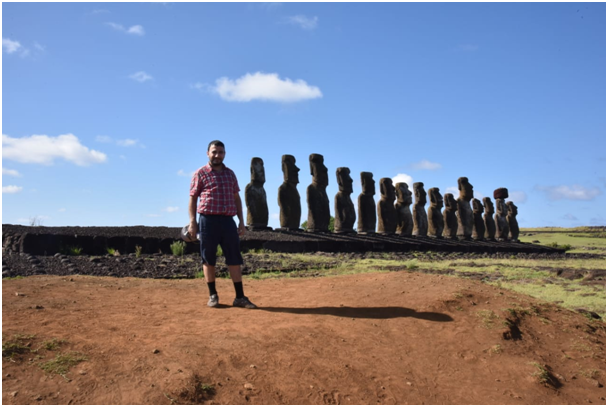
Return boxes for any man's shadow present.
[258,306,453,322]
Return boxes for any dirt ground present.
[2,271,606,405]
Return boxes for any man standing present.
[188,140,257,309]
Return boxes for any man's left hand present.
[238,223,246,236]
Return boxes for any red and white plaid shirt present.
[190,163,240,215]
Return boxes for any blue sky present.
[2,2,606,229]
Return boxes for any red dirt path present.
[2,271,605,404]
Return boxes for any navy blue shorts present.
[198,214,243,266]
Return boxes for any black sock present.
[233,282,244,299]
[207,282,217,296]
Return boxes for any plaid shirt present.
[190,163,240,215]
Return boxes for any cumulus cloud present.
[164,206,179,213]
[509,191,528,204]
[3,185,23,194]
[391,173,413,188]
[116,139,138,147]
[411,160,442,171]
[3,38,21,54]
[2,134,107,166]
[211,72,322,103]
[106,22,145,36]
[445,186,459,196]
[285,15,319,30]
[129,71,153,83]
[177,169,194,177]
[2,168,22,177]
[535,184,601,201]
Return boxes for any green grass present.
[170,241,186,256]
[519,227,606,254]
[530,362,551,385]
[135,245,143,257]
[63,246,83,256]
[106,247,117,255]
[39,352,87,377]
[2,335,34,359]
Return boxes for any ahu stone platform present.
[2,225,564,256]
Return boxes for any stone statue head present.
[309,154,328,188]
[483,197,494,214]
[444,193,457,210]
[361,172,375,195]
[473,198,484,214]
[282,154,299,184]
[396,182,412,205]
[413,182,426,206]
[428,188,443,209]
[379,178,396,201]
[458,177,474,201]
[507,201,518,216]
[336,167,353,194]
[250,157,265,185]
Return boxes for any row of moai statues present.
[244,154,520,241]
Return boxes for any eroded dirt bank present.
[2,271,605,405]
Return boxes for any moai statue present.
[471,198,486,241]
[427,187,444,238]
[306,154,330,232]
[395,182,414,236]
[494,188,509,241]
[377,178,397,235]
[278,155,301,230]
[443,193,458,239]
[334,167,356,234]
[245,157,270,230]
[412,182,428,237]
[507,201,520,242]
[357,172,376,234]
[483,198,496,241]
[456,177,474,240]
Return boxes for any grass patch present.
[476,310,499,329]
[2,335,33,359]
[170,241,186,256]
[519,227,606,254]
[39,351,87,378]
[39,338,67,351]
[135,245,143,257]
[62,246,83,256]
[106,247,117,255]
[530,362,551,385]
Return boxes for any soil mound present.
[2,271,605,405]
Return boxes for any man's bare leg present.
[228,265,242,283]
[203,264,216,283]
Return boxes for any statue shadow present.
[259,306,453,322]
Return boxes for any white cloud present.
[411,160,442,171]
[130,71,153,83]
[445,186,459,196]
[145,214,161,218]
[391,173,413,187]
[164,206,179,213]
[177,169,194,177]
[286,15,319,30]
[509,191,527,204]
[2,38,21,54]
[3,185,23,194]
[211,72,322,103]
[107,22,145,36]
[190,82,209,91]
[116,139,138,147]
[270,213,280,220]
[562,213,578,221]
[535,184,601,201]
[2,134,107,166]
[58,208,66,212]
[91,9,110,14]
[2,168,22,177]
[127,25,145,36]
[96,135,113,143]
[33,42,45,52]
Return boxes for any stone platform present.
[2,224,564,256]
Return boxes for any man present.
[188,140,257,309]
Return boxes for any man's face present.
[208,145,226,166]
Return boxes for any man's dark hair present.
[208,140,225,151]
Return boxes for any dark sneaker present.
[233,296,257,309]
[207,294,219,307]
